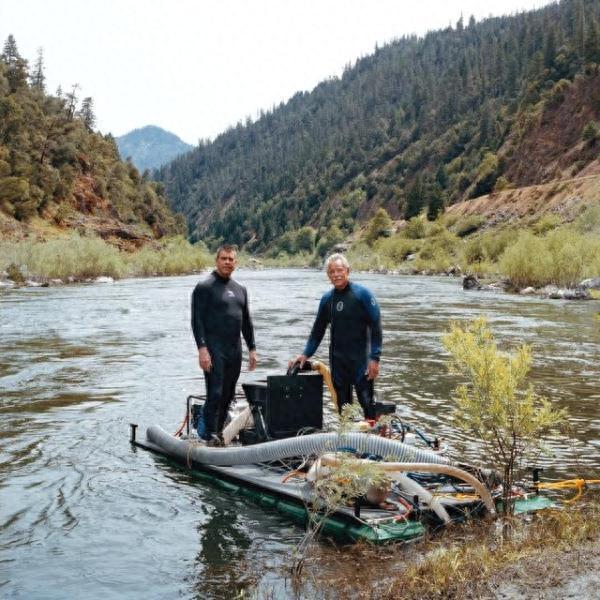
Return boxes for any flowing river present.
[1,269,599,598]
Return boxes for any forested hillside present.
[0,36,185,247]
[116,125,192,172]
[157,0,600,252]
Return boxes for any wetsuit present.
[191,271,255,439]
[303,281,382,418]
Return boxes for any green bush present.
[480,229,519,261]
[364,208,393,245]
[454,214,486,237]
[376,235,419,263]
[403,215,427,239]
[499,229,596,288]
[532,214,562,235]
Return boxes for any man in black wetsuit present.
[191,245,257,442]
[291,253,382,419]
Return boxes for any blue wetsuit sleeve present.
[191,283,209,349]
[302,293,331,357]
[356,285,382,361]
[241,287,256,351]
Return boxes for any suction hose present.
[146,426,449,468]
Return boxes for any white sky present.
[1,0,550,145]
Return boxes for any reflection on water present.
[0,271,599,598]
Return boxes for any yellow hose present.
[310,360,338,412]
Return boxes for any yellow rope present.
[536,478,600,504]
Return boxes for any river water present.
[1,269,599,599]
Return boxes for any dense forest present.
[157,0,600,252]
[0,36,185,242]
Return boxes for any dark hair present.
[215,244,238,259]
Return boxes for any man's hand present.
[199,347,212,372]
[288,354,307,370]
[248,349,257,371]
[366,359,380,380]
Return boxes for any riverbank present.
[276,498,600,599]
[0,233,211,286]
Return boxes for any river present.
[1,269,599,598]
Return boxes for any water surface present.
[1,270,599,598]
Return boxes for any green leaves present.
[443,317,567,513]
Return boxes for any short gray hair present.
[325,253,350,271]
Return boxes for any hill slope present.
[156,0,600,251]
[116,125,193,172]
[0,37,186,248]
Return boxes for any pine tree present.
[78,96,96,130]
[30,47,45,92]
[1,35,28,92]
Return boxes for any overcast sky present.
[1,0,551,145]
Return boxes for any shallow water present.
[1,270,599,598]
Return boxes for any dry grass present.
[274,498,600,600]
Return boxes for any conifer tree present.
[30,47,45,92]
[78,96,96,131]
[1,35,28,92]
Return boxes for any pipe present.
[222,407,254,446]
[319,454,496,515]
[146,426,449,468]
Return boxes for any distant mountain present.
[116,125,193,172]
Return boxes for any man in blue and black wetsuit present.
[292,253,382,419]
[191,245,257,442]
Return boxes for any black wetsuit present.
[303,281,382,418]
[191,271,255,438]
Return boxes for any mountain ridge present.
[156,0,600,251]
[116,125,193,172]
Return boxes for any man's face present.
[215,250,237,278]
[327,260,350,290]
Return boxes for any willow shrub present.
[126,236,210,276]
[500,229,599,288]
[0,234,211,281]
[443,317,566,515]
[1,234,125,280]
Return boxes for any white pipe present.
[222,407,254,446]
[319,454,496,515]
[394,473,452,523]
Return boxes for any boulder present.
[579,277,600,290]
[547,288,591,300]
[95,276,114,284]
[520,287,536,295]
[462,274,480,290]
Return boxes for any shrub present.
[443,317,566,515]
[532,214,562,234]
[403,215,427,239]
[454,215,486,237]
[364,208,393,245]
[582,120,599,143]
[374,236,419,264]
[480,229,519,261]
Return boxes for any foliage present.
[364,207,393,245]
[532,213,562,234]
[403,215,427,239]
[0,37,183,238]
[0,234,210,280]
[500,229,599,288]
[443,317,566,514]
[454,214,486,237]
[582,119,599,142]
